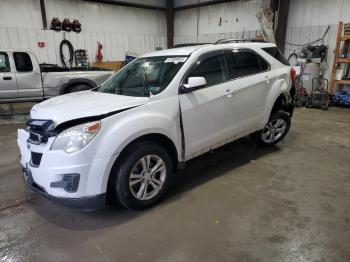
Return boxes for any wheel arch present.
[59,78,97,94]
[105,132,179,202]
[271,92,294,116]
[118,133,179,169]
[262,78,294,126]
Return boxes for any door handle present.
[264,75,270,84]
[3,76,12,80]
[225,89,233,98]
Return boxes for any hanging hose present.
[60,39,74,68]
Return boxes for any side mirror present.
[181,77,206,93]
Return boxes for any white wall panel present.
[287,0,350,28]
[285,0,350,80]
[174,0,270,8]
[0,0,167,65]
[45,0,166,35]
[174,0,264,44]
[0,0,42,29]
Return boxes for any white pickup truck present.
[18,40,294,210]
[0,50,113,102]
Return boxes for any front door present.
[14,52,43,99]
[179,50,234,159]
[0,52,18,100]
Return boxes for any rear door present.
[0,51,18,99]
[14,52,43,99]
[179,50,235,158]
[226,49,272,132]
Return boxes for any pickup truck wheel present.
[68,84,91,93]
[251,111,291,146]
[114,142,173,209]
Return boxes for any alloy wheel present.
[261,118,287,143]
[129,155,166,200]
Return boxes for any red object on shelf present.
[50,17,61,31]
[38,42,45,48]
[62,18,72,32]
[72,19,82,33]
[96,42,103,63]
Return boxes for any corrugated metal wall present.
[173,0,350,79]
[1,0,350,80]
[0,0,166,65]
[173,0,268,45]
[285,0,350,79]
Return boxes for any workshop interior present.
[0,0,349,261]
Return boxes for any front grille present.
[29,131,49,144]
[31,152,43,167]
[27,119,57,144]
[29,132,40,143]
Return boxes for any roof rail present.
[172,43,211,48]
[214,38,267,45]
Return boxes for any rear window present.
[13,52,33,72]
[262,47,289,66]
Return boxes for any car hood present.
[30,91,149,125]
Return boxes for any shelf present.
[334,80,350,84]
[341,35,350,41]
[336,58,350,63]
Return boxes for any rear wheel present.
[251,111,291,146]
[112,141,173,209]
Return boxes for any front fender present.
[96,103,182,160]
[91,106,181,195]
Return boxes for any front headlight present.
[51,121,101,153]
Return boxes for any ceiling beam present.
[166,0,174,48]
[174,0,239,11]
[274,0,290,52]
[40,0,48,30]
[83,0,166,11]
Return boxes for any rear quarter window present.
[262,47,289,66]
[229,50,269,79]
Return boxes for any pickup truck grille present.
[31,152,43,167]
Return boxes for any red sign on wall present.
[38,42,45,48]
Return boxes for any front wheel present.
[251,111,291,146]
[113,141,173,209]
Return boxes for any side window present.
[13,52,33,72]
[230,51,268,78]
[188,52,229,86]
[0,52,10,72]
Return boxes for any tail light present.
[290,68,297,79]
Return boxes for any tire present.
[305,97,312,108]
[68,84,91,93]
[250,111,291,147]
[321,101,329,110]
[112,141,173,210]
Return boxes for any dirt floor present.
[0,107,349,262]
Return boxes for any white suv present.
[17,40,294,210]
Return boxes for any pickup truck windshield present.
[95,56,187,97]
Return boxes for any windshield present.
[95,56,188,97]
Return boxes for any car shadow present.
[30,134,295,231]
